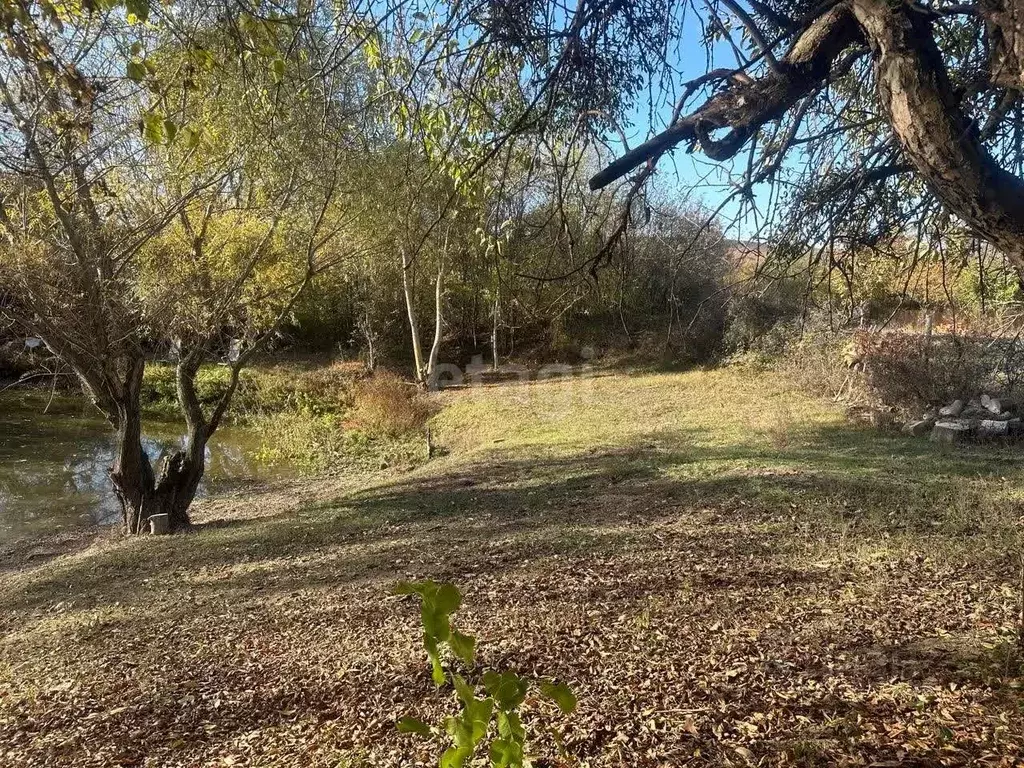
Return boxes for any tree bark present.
[110,408,154,535]
[147,431,206,531]
[983,0,1024,89]
[590,0,1024,280]
[491,284,500,372]
[853,0,1024,273]
[589,3,859,189]
[108,357,152,534]
[425,262,444,383]
[401,247,425,384]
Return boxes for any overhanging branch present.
[589,3,860,190]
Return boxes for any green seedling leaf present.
[482,670,527,711]
[440,746,473,768]
[539,681,577,714]
[489,736,524,768]
[449,630,476,665]
[397,716,432,737]
[452,673,475,705]
[425,634,446,686]
[497,710,524,741]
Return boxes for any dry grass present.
[352,371,433,438]
[2,366,1024,767]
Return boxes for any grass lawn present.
[2,366,1024,766]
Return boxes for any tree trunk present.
[108,358,205,534]
[425,263,444,384]
[108,357,153,534]
[110,406,155,535]
[491,285,500,372]
[853,0,1024,274]
[401,247,425,383]
[147,431,206,531]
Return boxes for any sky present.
[602,5,779,240]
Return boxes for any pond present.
[0,391,291,541]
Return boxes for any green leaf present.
[393,580,460,611]
[462,696,493,743]
[140,111,164,144]
[424,634,446,686]
[489,737,524,768]
[392,580,421,596]
[125,0,149,23]
[162,118,177,143]
[270,57,285,84]
[497,711,524,741]
[126,59,146,82]
[432,582,462,614]
[180,126,201,149]
[191,47,215,71]
[421,603,451,641]
[452,673,475,705]
[440,746,472,768]
[482,671,527,712]
[396,716,432,737]
[449,630,476,665]
[539,681,577,714]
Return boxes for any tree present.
[575,0,1024,282]
[346,1,1024,293]
[0,0,364,532]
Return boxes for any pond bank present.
[0,389,296,542]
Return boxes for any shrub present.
[248,361,357,415]
[351,371,432,437]
[854,331,992,414]
[141,360,358,418]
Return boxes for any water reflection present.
[0,393,288,540]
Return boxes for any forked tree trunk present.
[110,426,205,534]
[107,357,206,534]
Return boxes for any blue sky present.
[604,6,773,239]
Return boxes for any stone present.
[149,514,170,535]
[1008,418,1024,437]
[902,419,935,437]
[938,399,963,417]
[981,394,1002,414]
[931,420,971,443]
[977,419,1009,438]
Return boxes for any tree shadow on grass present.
[4,417,1024,766]
[5,417,1020,616]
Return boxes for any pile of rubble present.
[901,394,1023,443]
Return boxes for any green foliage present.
[394,581,576,768]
